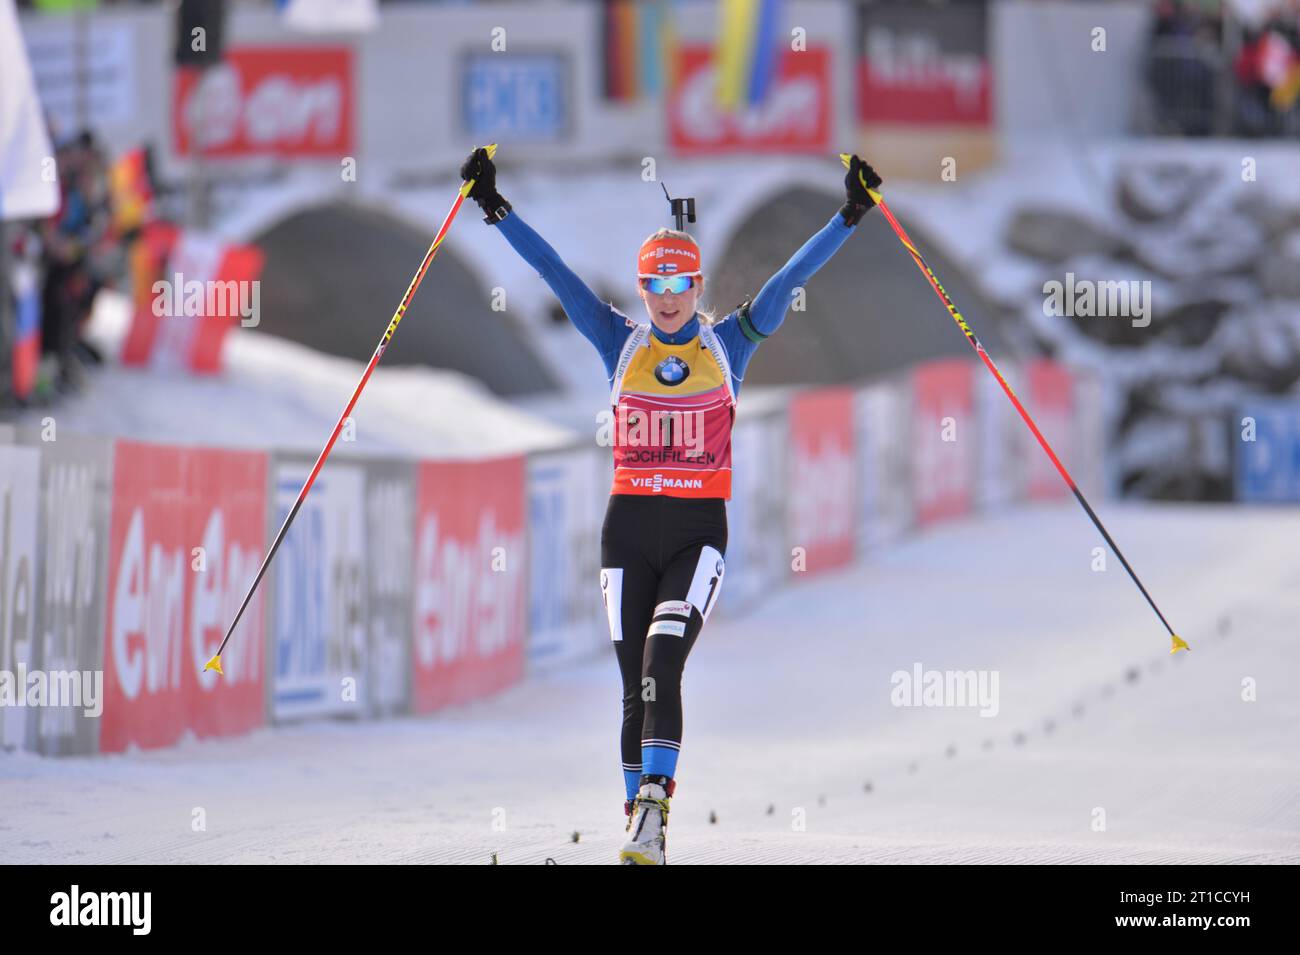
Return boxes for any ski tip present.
[203,654,224,676]
[838,152,852,168]
[1170,633,1190,654]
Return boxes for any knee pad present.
[645,545,725,637]
[647,600,693,638]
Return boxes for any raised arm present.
[746,212,856,339]
[495,212,624,364]
[461,148,625,372]
[715,155,883,378]
[747,155,883,339]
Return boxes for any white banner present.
[723,410,788,611]
[526,446,607,667]
[0,444,41,751]
[269,458,368,721]
[0,0,59,220]
[283,0,379,34]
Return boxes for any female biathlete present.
[460,148,883,865]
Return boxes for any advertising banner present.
[21,432,114,756]
[1025,360,1075,501]
[100,442,267,752]
[412,457,527,713]
[854,378,912,554]
[1236,400,1300,502]
[0,444,40,751]
[856,1,992,126]
[174,47,354,158]
[460,50,571,142]
[363,458,415,715]
[668,44,832,154]
[725,409,789,608]
[787,388,856,575]
[268,456,367,722]
[974,360,1024,511]
[526,446,606,667]
[911,360,975,526]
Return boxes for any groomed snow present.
[22,290,575,459]
[3,501,1296,864]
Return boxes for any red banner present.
[120,225,263,374]
[412,457,527,714]
[912,360,975,526]
[173,47,354,158]
[855,3,992,126]
[787,388,856,574]
[668,45,832,154]
[1026,360,1075,500]
[856,58,991,126]
[100,442,268,752]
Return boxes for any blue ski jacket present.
[493,209,857,395]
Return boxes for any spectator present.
[40,131,111,392]
[1147,0,1222,136]
[1233,19,1300,135]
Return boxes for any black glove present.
[460,147,511,224]
[841,155,882,226]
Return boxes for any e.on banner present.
[912,359,975,526]
[173,47,353,158]
[100,442,267,752]
[668,45,831,154]
[1026,360,1075,500]
[787,388,856,574]
[412,457,526,714]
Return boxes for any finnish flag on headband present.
[279,0,379,33]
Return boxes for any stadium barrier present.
[526,446,609,667]
[0,358,1104,756]
[410,457,528,714]
[718,406,789,614]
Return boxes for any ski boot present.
[620,774,675,865]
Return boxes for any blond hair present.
[639,227,715,325]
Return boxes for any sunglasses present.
[640,275,697,295]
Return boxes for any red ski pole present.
[204,144,499,676]
[840,154,1188,654]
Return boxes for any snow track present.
[3,503,1297,864]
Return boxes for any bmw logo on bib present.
[654,355,690,386]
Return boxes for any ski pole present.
[204,144,499,676]
[840,153,1188,654]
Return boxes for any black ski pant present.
[600,493,727,784]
